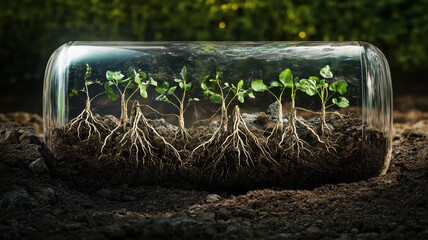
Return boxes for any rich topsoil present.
[50,111,388,190]
[0,108,427,240]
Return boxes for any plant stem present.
[120,93,128,131]
[221,100,228,133]
[277,100,283,132]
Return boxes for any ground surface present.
[0,108,427,240]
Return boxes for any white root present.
[101,101,182,165]
[68,106,109,141]
[211,106,277,169]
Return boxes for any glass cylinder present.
[43,41,392,189]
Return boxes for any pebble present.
[121,194,136,202]
[102,224,127,239]
[206,194,222,203]
[28,158,49,176]
[40,187,58,205]
[306,225,321,239]
[1,189,38,209]
[96,188,112,199]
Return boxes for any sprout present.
[153,66,199,140]
[68,64,108,141]
[298,65,349,135]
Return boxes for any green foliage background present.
[0,0,427,97]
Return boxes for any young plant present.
[103,66,156,131]
[153,66,199,140]
[68,64,108,140]
[116,100,181,165]
[300,65,349,135]
[101,67,157,156]
[251,71,290,138]
[201,71,254,132]
[276,68,316,157]
[192,72,254,155]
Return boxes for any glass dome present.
[43,41,392,189]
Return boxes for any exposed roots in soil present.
[68,106,109,141]
[210,106,277,171]
[101,101,182,166]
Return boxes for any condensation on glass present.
[43,41,393,174]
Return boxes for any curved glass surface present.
[43,41,393,187]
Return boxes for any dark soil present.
[50,113,388,190]
[0,110,427,240]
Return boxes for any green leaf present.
[210,94,222,104]
[149,77,157,86]
[134,75,141,84]
[237,80,244,89]
[179,82,184,89]
[112,71,124,81]
[193,98,199,101]
[127,67,136,78]
[332,97,349,108]
[201,82,208,90]
[329,81,348,94]
[202,75,210,83]
[104,82,118,101]
[156,94,168,102]
[139,85,148,98]
[139,71,147,80]
[237,94,244,103]
[162,81,169,89]
[248,92,255,98]
[174,78,182,83]
[297,79,317,96]
[185,82,192,91]
[251,80,268,92]
[106,71,113,81]
[181,66,187,79]
[309,76,319,83]
[269,81,282,88]
[69,89,78,97]
[320,65,333,79]
[167,86,177,95]
[279,69,293,88]
[155,86,167,94]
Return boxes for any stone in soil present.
[1,189,38,209]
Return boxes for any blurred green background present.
[0,0,427,114]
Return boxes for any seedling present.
[193,75,275,172]
[251,72,289,138]
[192,72,254,154]
[101,67,160,161]
[153,66,199,140]
[299,65,349,135]
[68,64,108,140]
[275,68,318,157]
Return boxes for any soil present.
[50,112,388,190]
[0,109,427,240]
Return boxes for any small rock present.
[1,189,38,209]
[272,233,292,240]
[102,224,127,239]
[121,194,136,202]
[350,228,359,235]
[242,113,259,127]
[1,129,20,144]
[306,226,321,239]
[28,158,48,176]
[19,131,41,144]
[65,223,81,231]
[206,194,222,203]
[40,187,58,205]
[267,102,278,119]
[97,188,112,199]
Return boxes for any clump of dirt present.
[50,112,388,190]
